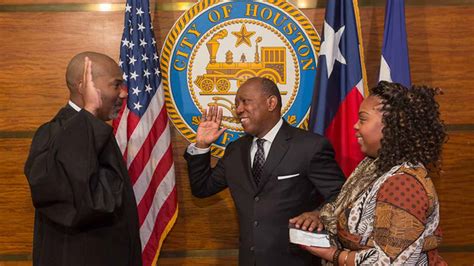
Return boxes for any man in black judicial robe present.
[24,52,142,266]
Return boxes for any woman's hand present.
[300,245,337,261]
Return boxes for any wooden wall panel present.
[0,0,191,6]
[0,0,125,4]
[435,132,474,245]
[0,12,122,131]
[2,7,473,132]
[360,6,474,124]
[406,6,474,125]
[0,139,34,254]
[1,1,474,265]
[0,10,184,132]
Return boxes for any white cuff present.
[187,143,211,155]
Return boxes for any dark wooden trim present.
[1,245,473,261]
[0,0,473,13]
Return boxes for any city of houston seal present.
[161,0,321,157]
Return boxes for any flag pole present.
[352,0,369,96]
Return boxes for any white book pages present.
[289,228,330,247]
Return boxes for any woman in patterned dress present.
[301,81,447,265]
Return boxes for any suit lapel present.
[239,135,258,191]
[255,122,291,194]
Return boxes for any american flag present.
[309,0,367,177]
[113,0,177,265]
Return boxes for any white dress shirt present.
[187,119,284,165]
[249,118,283,164]
[68,100,82,112]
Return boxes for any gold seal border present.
[188,18,300,131]
[161,0,224,157]
[161,0,320,157]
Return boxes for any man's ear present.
[77,80,84,95]
[267,95,278,111]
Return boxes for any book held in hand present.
[288,224,330,247]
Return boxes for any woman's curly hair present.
[371,81,447,175]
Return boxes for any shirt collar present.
[68,100,82,112]
[253,118,283,144]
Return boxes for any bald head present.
[65,52,125,120]
[66,51,119,94]
[243,77,282,110]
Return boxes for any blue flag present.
[379,0,411,87]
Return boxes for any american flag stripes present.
[113,0,177,265]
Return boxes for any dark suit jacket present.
[184,121,345,266]
[24,106,142,266]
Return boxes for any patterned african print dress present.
[337,163,447,265]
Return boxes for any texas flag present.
[309,0,366,177]
[379,0,411,87]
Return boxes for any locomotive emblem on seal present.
[161,0,321,157]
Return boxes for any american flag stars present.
[145,84,153,93]
[125,3,131,13]
[130,71,138,80]
[132,87,141,96]
[121,38,129,47]
[143,69,151,78]
[128,55,137,65]
[119,0,161,117]
[133,101,143,110]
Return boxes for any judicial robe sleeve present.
[25,109,125,229]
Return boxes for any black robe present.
[24,105,142,266]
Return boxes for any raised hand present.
[81,57,102,116]
[195,105,227,148]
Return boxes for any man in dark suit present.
[184,77,345,266]
[24,52,142,266]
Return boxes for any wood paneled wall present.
[0,1,473,265]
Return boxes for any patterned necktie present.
[252,138,266,185]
